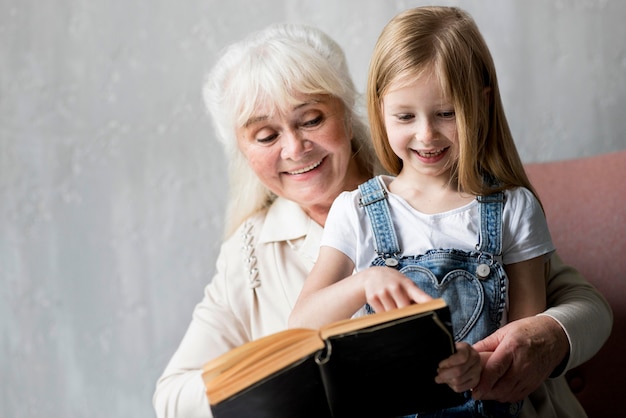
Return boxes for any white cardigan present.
[153,197,611,418]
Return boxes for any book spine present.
[315,340,337,417]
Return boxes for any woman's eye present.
[301,115,323,128]
[256,133,278,144]
[397,114,414,121]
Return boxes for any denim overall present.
[358,177,522,418]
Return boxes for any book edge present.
[319,298,448,339]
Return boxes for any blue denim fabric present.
[358,177,522,418]
[401,392,522,418]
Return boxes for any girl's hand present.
[435,342,481,393]
[361,266,432,312]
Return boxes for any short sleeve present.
[320,190,363,265]
[502,188,555,264]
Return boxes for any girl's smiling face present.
[382,72,459,181]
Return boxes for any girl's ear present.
[483,87,492,104]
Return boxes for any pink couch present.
[525,149,626,417]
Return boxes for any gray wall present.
[1,0,624,417]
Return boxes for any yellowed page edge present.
[205,330,324,404]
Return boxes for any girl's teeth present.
[418,148,445,157]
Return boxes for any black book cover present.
[212,352,332,418]
[320,307,464,417]
[207,300,463,418]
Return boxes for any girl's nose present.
[280,130,312,160]
[415,119,436,143]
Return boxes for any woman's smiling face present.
[236,94,360,219]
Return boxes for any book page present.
[204,328,324,404]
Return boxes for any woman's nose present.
[280,130,311,160]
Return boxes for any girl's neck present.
[389,171,474,214]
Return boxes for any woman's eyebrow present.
[243,115,269,128]
[294,99,322,110]
[243,98,325,127]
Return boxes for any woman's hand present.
[471,315,569,402]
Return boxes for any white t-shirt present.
[322,175,555,273]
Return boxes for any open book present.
[202,298,464,418]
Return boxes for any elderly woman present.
[153,23,611,418]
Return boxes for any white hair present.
[203,23,375,237]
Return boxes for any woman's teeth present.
[288,160,322,175]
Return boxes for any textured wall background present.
[1,0,624,417]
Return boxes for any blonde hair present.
[204,23,377,237]
[367,6,538,200]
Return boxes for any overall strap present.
[358,177,401,257]
[476,192,505,256]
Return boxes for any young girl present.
[289,6,553,418]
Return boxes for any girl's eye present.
[397,114,414,121]
[439,110,455,119]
